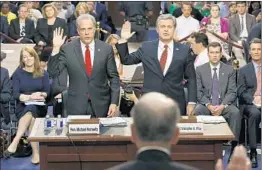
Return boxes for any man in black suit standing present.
[8,4,35,43]
[116,14,196,115]
[237,38,261,168]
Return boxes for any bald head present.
[131,92,181,143]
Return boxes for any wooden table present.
[28,118,234,170]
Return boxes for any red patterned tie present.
[85,45,92,76]
[160,45,168,72]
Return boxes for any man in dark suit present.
[0,16,9,43]
[237,38,261,168]
[108,92,198,170]
[116,14,196,115]
[8,4,35,43]
[229,2,256,67]
[247,21,261,44]
[194,42,241,162]
[47,14,120,118]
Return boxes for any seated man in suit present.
[8,4,35,43]
[237,38,261,168]
[247,21,261,45]
[109,92,197,170]
[194,42,241,162]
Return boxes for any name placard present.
[177,123,204,135]
[68,119,100,135]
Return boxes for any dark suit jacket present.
[8,18,35,40]
[108,150,198,170]
[96,2,111,32]
[196,62,237,105]
[34,17,68,46]
[229,13,256,42]
[51,68,68,97]
[47,39,120,117]
[247,21,261,44]
[116,40,197,115]
[237,62,257,105]
[0,67,11,124]
[173,7,203,22]
[0,16,9,43]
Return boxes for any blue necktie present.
[211,68,219,105]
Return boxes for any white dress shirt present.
[158,40,174,75]
[80,40,95,66]
[194,49,209,69]
[176,15,200,40]
[210,62,220,79]
[238,13,248,38]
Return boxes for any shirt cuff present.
[188,102,196,105]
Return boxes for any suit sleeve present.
[51,69,68,96]
[229,17,240,42]
[0,69,11,103]
[196,68,210,105]
[184,49,197,103]
[106,47,120,105]
[237,68,254,104]
[42,71,51,97]
[221,69,237,105]
[47,47,67,79]
[115,42,142,65]
[8,20,20,40]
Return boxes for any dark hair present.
[191,33,209,47]
[236,1,247,6]
[0,51,7,62]
[249,38,261,47]
[207,42,222,52]
[229,2,236,8]
[182,2,192,8]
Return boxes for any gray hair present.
[76,13,96,29]
[249,38,261,46]
[131,92,181,143]
[156,14,177,28]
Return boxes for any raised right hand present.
[120,21,136,40]
[53,27,66,49]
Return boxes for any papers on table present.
[67,115,91,122]
[197,116,226,124]
[99,117,127,127]
[24,100,45,106]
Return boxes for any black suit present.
[237,62,261,149]
[8,18,35,41]
[247,21,261,44]
[34,17,68,46]
[108,149,198,170]
[116,41,197,114]
[0,67,11,124]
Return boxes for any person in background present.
[0,51,11,125]
[194,2,211,17]
[248,1,261,15]
[228,2,237,18]
[52,1,74,22]
[172,2,203,22]
[8,4,35,43]
[106,34,123,77]
[169,2,181,15]
[247,21,261,44]
[24,1,43,27]
[3,47,50,165]
[0,16,9,43]
[0,2,17,24]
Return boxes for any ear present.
[130,123,137,144]
[170,127,180,145]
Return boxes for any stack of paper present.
[67,115,91,122]
[24,100,45,106]
[99,117,127,127]
[197,116,226,124]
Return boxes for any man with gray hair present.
[47,14,120,118]
[116,14,197,115]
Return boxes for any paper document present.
[100,117,127,127]
[24,101,45,106]
[197,116,226,124]
[67,115,91,122]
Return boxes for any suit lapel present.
[16,19,20,35]
[74,39,89,77]
[219,63,225,96]
[249,62,257,93]
[25,19,29,35]
[236,15,241,35]
[90,40,100,80]
[151,40,164,78]
[206,64,213,95]
[165,41,176,76]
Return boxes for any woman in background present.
[4,47,50,165]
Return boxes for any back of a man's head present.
[131,92,181,144]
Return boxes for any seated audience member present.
[229,2,256,67]
[248,1,261,15]
[237,38,261,168]
[24,1,43,27]
[172,2,203,22]
[175,2,200,40]
[68,3,90,38]
[3,47,50,165]
[0,2,17,24]
[8,4,35,43]
[228,2,237,18]
[52,1,74,22]
[0,51,11,124]
[247,21,261,44]
[201,4,230,60]
[190,32,209,69]
[106,34,123,77]
[0,16,9,43]
[194,42,241,162]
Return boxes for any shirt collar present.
[238,13,246,18]
[80,39,95,50]
[137,146,170,156]
[210,62,220,70]
[159,40,173,50]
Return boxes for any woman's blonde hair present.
[20,47,44,78]
[42,3,58,18]
[105,34,121,44]
[74,3,89,17]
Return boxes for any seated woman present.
[4,47,50,165]
[0,51,11,124]
[105,34,123,77]
[34,3,68,68]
